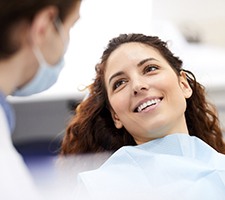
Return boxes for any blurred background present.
[7,0,225,180]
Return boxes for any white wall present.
[152,0,225,47]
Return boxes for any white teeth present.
[137,99,161,112]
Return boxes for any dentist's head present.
[0,0,82,96]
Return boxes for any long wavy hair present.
[61,33,225,154]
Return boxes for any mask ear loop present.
[32,45,46,66]
[53,17,68,53]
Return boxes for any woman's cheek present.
[110,94,127,113]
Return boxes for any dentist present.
[0,0,81,199]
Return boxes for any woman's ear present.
[29,6,58,46]
[111,110,123,129]
[179,71,193,99]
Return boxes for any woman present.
[0,0,81,199]
[61,33,225,199]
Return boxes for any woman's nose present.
[132,78,149,96]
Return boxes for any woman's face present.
[104,42,192,144]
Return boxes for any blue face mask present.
[13,54,65,96]
[13,18,67,96]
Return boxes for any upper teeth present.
[137,99,161,112]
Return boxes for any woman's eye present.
[113,79,127,90]
[143,65,158,74]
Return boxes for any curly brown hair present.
[61,33,225,155]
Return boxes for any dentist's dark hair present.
[61,33,225,155]
[0,0,81,59]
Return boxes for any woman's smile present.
[133,97,163,113]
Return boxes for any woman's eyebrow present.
[108,58,159,84]
[137,57,159,67]
[108,71,124,85]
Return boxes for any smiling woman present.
[60,33,225,200]
[61,33,224,154]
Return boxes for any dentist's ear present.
[30,6,58,46]
[179,71,193,99]
[111,110,123,129]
